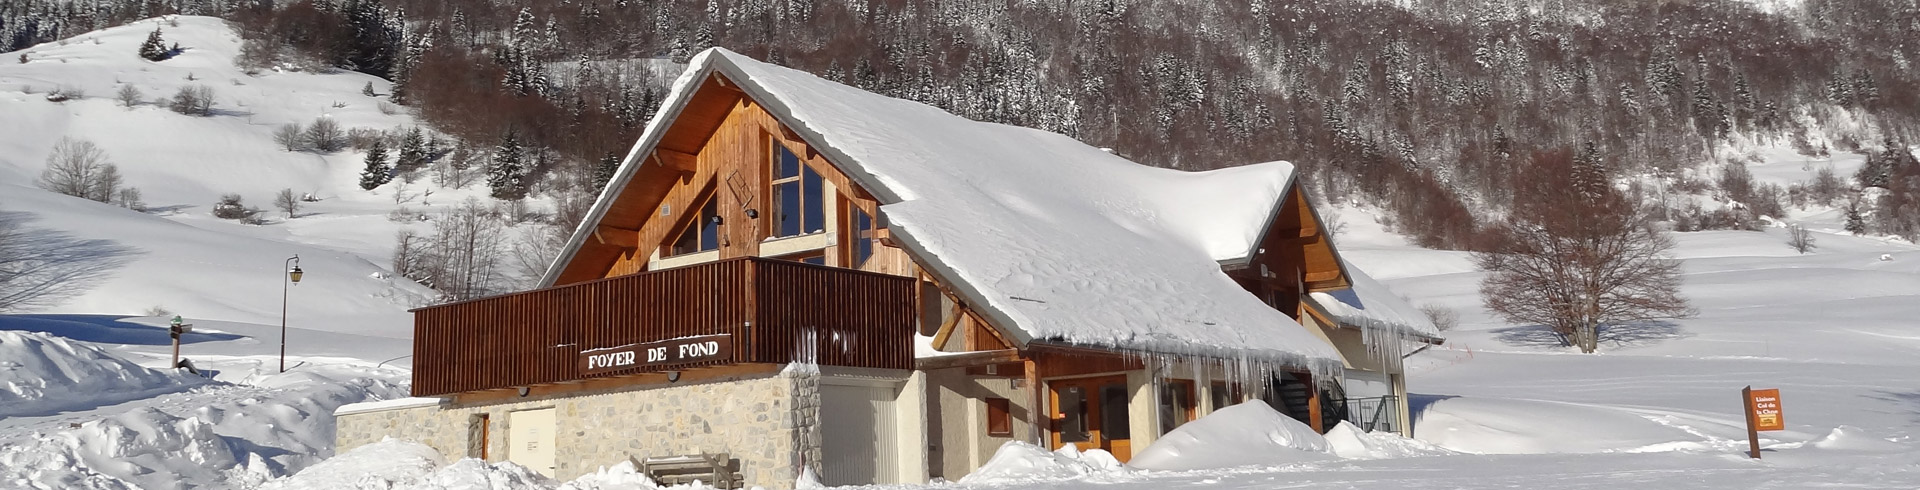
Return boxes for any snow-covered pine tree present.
[397,127,428,171]
[359,141,392,190]
[138,27,168,61]
[594,151,620,190]
[1845,200,1869,234]
[490,130,528,200]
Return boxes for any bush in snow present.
[273,123,306,151]
[168,85,215,116]
[115,84,142,108]
[36,137,121,203]
[212,194,256,220]
[304,118,347,152]
[1421,304,1459,332]
[1787,224,1817,254]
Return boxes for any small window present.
[771,144,826,237]
[985,398,1012,437]
[1158,380,1196,435]
[669,197,720,256]
[1210,381,1236,412]
[851,206,875,268]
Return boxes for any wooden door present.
[1048,375,1132,461]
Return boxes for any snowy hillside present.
[0,16,493,333]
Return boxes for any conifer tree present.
[359,141,392,190]
[1845,199,1869,235]
[397,127,428,170]
[490,130,527,200]
[593,152,621,190]
[138,27,169,61]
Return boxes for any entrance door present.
[1048,375,1132,461]
[820,383,900,486]
[508,408,557,477]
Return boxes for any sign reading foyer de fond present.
[579,334,733,375]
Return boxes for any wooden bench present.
[636,453,741,489]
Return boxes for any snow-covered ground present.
[3,15,1917,490]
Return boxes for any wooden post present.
[1025,357,1043,445]
[1742,385,1761,459]
[1306,373,1324,434]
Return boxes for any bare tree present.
[1786,223,1817,253]
[273,123,305,151]
[167,85,214,116]
[0,207,138,311]
[1474,149,1694,353]
[37,138,119,202]
[274,188,299,218]
[508,223,566,286]
[1420,304,1459,332]
[115,85,142,108]
[304,117,346,152]
[395,198,507,301]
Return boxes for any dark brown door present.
[1049,375,1132,461]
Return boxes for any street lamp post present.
[281,255,304,373]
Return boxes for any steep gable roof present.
[546,48,1341,367]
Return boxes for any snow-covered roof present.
[547,48,1340,367]
[1307,262,1443,341]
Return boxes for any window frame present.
[769,140,826,238]
[666,193,721,257]
[985,397,1013,437]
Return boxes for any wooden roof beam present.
[654,148,698,173]
[593,225,640,248]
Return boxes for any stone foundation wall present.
[336,367,821,489]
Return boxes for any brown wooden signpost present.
[579,334,734,375]
[1742,386,1784,458]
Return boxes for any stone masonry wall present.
[335,367,823,489]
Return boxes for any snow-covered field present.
[3,16,1918,490]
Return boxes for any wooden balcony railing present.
[411,257,917,396]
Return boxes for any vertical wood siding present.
[412,257,914,396]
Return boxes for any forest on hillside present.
[7,0,1920,252]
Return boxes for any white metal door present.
[508,408,557,477]
[820,383,899,486]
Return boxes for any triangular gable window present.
[669,194,721,256]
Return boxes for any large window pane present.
[802,166,824,233]
[698,199,718,251]
[776,146,800,179]
[853,207,874,267]
[1100,383,1130,440]
[774,181,801,236]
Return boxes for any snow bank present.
[0,330,206,417]
[1413,397,1701,454]
[1127,402,1333,471]
[958,442,1129,484]
[262,441,693,490]
[1810,425,1907,452]
[1323,422,1457,459]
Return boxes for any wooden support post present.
[1743,385,1761,459]
[1026,357,1043,445]
[1307,375,1324,434]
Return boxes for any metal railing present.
[1336,395,1401,434]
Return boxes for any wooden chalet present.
[333,48,1442,488]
